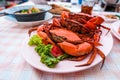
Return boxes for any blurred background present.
[0,0,120,12]
[0,0,28,10]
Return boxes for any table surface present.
[0,1,120,80]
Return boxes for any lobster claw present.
[84,21,96,29]
[89,16,104,25]
[53,18,61,27]
[58,41,93,56]
[84,16,104,29]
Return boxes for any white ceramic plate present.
[111,20,120,40]
[4,12,53,27]
[21,30,113,73]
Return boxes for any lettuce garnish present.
[28,35,70,68]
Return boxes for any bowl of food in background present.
[5,5,52,22]
[14,5,51,22]
[102,14,119,22]
[14,6,45,21]
[2,5,53,27]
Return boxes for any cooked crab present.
[28,11,110,68]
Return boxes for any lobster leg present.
[101,25,110,35]
[68,54,88,61]
[94,32,101,43]
[88,41,103,46]
[96,48,105,69]
[75,48,97,67]
[28,27,38,36]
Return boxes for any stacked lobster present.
[29,11,110,68]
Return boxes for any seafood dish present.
[102,14,119,22]
[104,14,119,19]
[28,11,110,68]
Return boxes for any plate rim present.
[111,20,120,40]
[5,5,52,14]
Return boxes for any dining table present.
[0,1,120,80]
